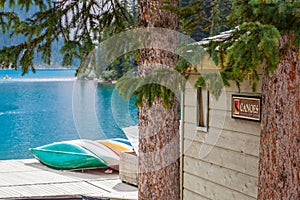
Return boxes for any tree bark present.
[258,34,300,199]
[137,0,180,199]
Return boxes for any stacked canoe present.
[29,138,132,170]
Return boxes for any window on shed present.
[197,87,209,130]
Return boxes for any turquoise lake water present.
[0,70,138,160]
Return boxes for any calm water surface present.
[0,70,137,160]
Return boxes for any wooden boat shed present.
[180,32,262,199]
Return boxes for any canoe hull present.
[29,142,107,170]
[29,138,133,170]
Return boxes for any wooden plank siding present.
[182,74,260,199]
[184,126,260,157]
[184,138,259,177]
[184,173,256,200]
[183,188,211,200]
[184,156,258,197]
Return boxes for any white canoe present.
[69,139,120,167]
[122,126,139,155]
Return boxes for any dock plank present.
[0,159,137,199]
[88,180,138,200]
[0,182,110,199]
[0,170,79,186]
[0,160,39,173]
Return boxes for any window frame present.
[196,87,209,132]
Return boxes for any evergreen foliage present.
[165,0,204,36]
[176,0,232,40]
[205,0,300,92]
[172,0,299,96]
[105,51,137,79]
[0,0,135,74]
[115,0,232,106]
[163,0,233,99]
[116,68,186,108]
[101,69,116,80]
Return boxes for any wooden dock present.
[0,159,137,200]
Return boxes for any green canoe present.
[29,141,108,170]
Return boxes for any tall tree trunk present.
[137,0,180,199]
[258,34,300,199]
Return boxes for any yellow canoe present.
[97,139,132,155]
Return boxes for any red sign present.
[232,94,261,121]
